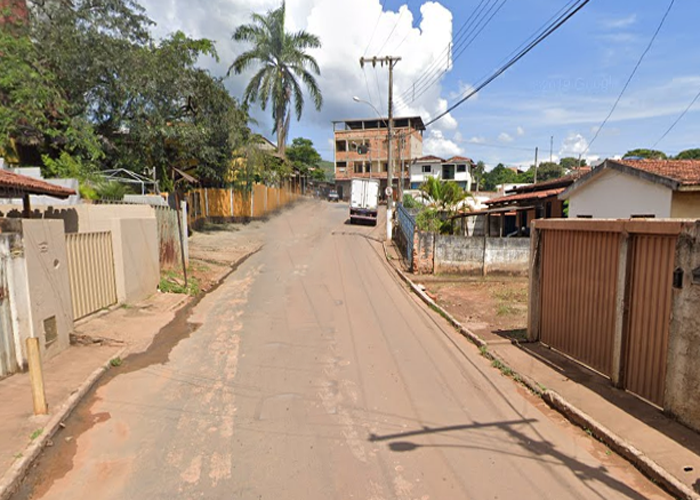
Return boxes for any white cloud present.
[601,14,637,30]
[448,80,478,101]
[137,0,460,143]
[423,130,462,158]
[559,132,599,164]
[498,132,514,143]
[468,136,486,144]
[516,126,525,136]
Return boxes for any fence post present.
[229,188,234,218]
[204,188,209,217]
[611,231,631,388]
[527,223,542,342]
[250,187,254,218]
[26,337,48,415]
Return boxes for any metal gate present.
[66,232,118,320]
[396,203,416,267]
[539,228,620,377]
[623,234,676,406]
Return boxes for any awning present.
[450,205,535,219]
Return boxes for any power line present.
[653,87,700,148]
[405,0,509,105]
[425,0,591,127]
[363,0,389,57]
[362,66,375,110]
[397,0,492,103]
[585,0,676,154]
[375,1,411,55]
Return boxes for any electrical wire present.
[397,0,492,102]
[425,0,591,128]
[363,0,389,57]
[375,1,411,56]
[585,0,676,154]
[653,87,700,148]
[405,0,509,105]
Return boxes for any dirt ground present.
[417,275,529,342]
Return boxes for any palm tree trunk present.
[276,105,286,158]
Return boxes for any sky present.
[138,0,700,168]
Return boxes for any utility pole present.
[550,136,554,163]
[360,55,401,241]
[533,147,539,184]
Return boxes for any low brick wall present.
[412,231,435,274]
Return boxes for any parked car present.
[327,190,339,202]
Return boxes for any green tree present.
[287,137,321,169]
[675,148,700,160]
[623,148,667,160]
[560,156,586,171]
[482,163,519,191]
[534,161,565,182]
[229,3,323,157]
[473,160,485,191]
[419,177,469,212]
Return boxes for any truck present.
[349,178,380,225]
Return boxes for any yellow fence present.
[186,184,300,228]
[65,232,118,320]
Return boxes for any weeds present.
[13,452,22,460]
[479,345,489,357]
[30,429,43,441]
[496,304,517,316]
[491,359,514,377]
[158,270,201,296]
[110,357,122,367]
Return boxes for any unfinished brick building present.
[332,116,425,200]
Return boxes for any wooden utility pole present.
[533,147,539,184]
[359,55,401,241]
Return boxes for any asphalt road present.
[16,200,669,500]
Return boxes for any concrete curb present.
[0,346,128,500]
[382,242,700,500]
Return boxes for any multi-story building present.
[409,155,475,191]
[333,116,425,200]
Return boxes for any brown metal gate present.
[539,228,620,377]
[623,234,676,406]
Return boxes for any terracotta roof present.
[614,159,700,186]
[0,170,76,198]
[414,155,445,163]
[486,187,565,205]
[445,156,474,164]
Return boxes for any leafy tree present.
[482,163,519,191]
[623,148,667,160]
[534,161,565,182]
[560,157,586,171]
[286,137,321,172]
[675,148,700,160]
[230,3,323,157]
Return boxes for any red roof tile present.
[615,159,700,186]
[445,156,473,164]
[414,155,445,163]
[486,187,565,205]
[0,170,76,198]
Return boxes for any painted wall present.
[567,169,673,219]
[670,191,700,219]
[434,235,530,276]
[409,162,473,188]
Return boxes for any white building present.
[560,159,700,219]
[410,155,474,191]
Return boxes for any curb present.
[382,242,700,500]
[0,346,128,500]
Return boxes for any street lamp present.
[352,96,394,241]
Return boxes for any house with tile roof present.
[409,155,475,191]
[560,159,700,219]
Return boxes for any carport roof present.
[0,169,75,198]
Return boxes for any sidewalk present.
[385,242,700,500]
[0,220,265,500]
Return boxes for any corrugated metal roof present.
[486,187,565,205]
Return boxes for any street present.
[15,200,668,500]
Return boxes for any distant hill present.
[318,160,335,182]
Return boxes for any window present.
[354,163,363,174]
[383,163,389,172]
[336,140,347,152]
[457,164,467,173]
[422,165,431,173]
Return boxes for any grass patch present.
[159,269,200,296]
[492,287,528,303]
[13,452,22,460]
[110,357,122,367]
[479,345,489,357]
[496,304,517,316]
[491,359,514,377]
[30,429,43,441]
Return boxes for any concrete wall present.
[412,231,435,274]
[567,169,672,219]
[0,219,73,376]
[434,235,530,276]
[670,191,700,219]
[665,222,700,432]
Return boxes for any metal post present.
[534,147,539,183]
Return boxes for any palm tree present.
[229,3,322,158]
[419,177,470,212]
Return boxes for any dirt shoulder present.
[415,275,529,343]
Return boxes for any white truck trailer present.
[349,178,380,225]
